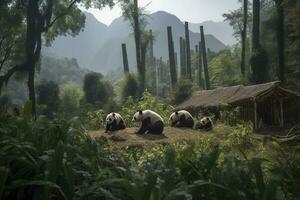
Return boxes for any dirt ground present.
[89,126,230,148]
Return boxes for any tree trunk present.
[200,26,210,90]
[241,0,248,77]
[26,0,40,117]
[185,22,192,80]
[27,68,36,118]
[149,29,154,65]
[275,0,285,82]
[141,42,147,94]
[252,0,260,51]
[174,52,178,77]
[121,43,129,73]
[179,37,186,77]
[198,41,203,88]
[122,44,129,74]
[183,38,187,77]
[251,0,269,84]
[133,0,143,94]
[167,26,177,87]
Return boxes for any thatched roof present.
[176,81,299,109]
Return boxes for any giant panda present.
[169,110,194,128]
[132,110,164,135]
[105,112,126,133]
[195,117,213,131]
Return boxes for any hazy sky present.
[85,0,240,25]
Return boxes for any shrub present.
[59,82,83,116]
[83,72,113,107]
[121,74,139,102]
[120,91,174,127]
[36,79,59,117]
[85,109,106,130]
[171,77,194,105]
[225,122,254,148]
[220,106,242,126]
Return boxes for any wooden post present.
[198,41,203,88]
[200,26,210,90]
[121,43,129,73]
[167,26,177,87]
[185,22,192,80]
[280,99,284,127]
[254,99,258,129]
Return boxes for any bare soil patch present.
[89,126,228,148]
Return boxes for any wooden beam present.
[280,99,284,127]
[254,99,258,129]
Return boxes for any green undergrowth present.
[1,108,299,200]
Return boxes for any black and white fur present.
[105,112,126,133]
[195,117,213,131]
[169,110,194,128]
[132,110,164,135]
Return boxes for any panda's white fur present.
[200,117,212,125]
[169,110,193,124]
[106,112,123,125]
[132,110,163,125]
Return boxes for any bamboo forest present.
[0,0,300,199]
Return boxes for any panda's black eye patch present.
[134,117,136,120]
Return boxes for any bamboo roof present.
[176,81,300,109]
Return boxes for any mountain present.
[43,12,108,68]
[189,21,237,46]
[45,11,229,74]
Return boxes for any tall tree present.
[198,41,204,88]
[200,26,210,89]
[185,22,192,80]
[121,43,129,73]
[274,0,285,82]
[0,0,114,117]
[167,26,177,87]
[250,0,268,83]
[179,37,186,77]
[182,38,188,77]
[195,43,203,88]
[121,0,149,95]
[241,0,248,77]
[223,0,252,77]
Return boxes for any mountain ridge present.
[44,11,232,74]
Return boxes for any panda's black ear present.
[175,111,178,115]
[139,110,143,115]
[112,113,115,116]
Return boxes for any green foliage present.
[121,74,139,102]
[250,47,269,84]
[225,122,254,148]
[209,48,242,87]
[83,72,113,107]
[171,77,194,105]
[120,91,174,127]
[36,79,60,117]
[220,107,242,126]
[0,108,300,199]
[85,109,106,130]
[59,82,83,116]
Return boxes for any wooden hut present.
[176,81,300,129]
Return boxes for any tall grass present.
[0,106,299,200]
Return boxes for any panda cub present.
[132,110,164,135]
[195,117,213,131]
[105,112,126,133]
[169,110,194,128]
